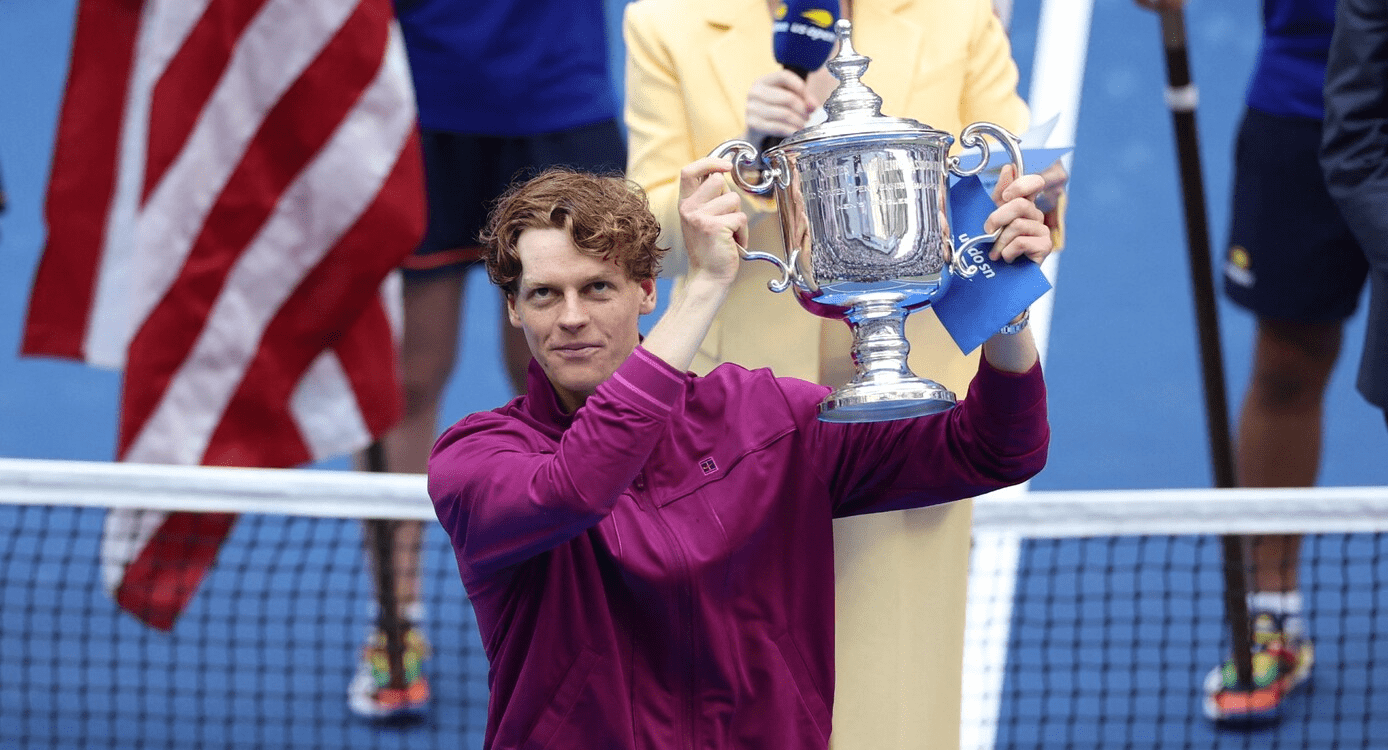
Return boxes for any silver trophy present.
[713,18,1024,423]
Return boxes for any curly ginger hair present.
[480,168,665,294]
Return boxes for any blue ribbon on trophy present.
[932,146,1071,354]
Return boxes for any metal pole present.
[1156,7,1254,687]
[364,441,407,690]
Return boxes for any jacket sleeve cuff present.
[968,357,1046,416]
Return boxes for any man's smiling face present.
[507,227,657,413]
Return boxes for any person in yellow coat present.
[623,1,1054,748]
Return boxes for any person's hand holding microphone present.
[744,0,841,153]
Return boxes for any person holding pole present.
[428,157,1052,749]
[1135,0,1355,725]
[1321,0,1388,431]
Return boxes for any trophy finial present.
[824,19,884,120]
[833,18,859,58]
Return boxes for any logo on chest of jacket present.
[699,457,718,475]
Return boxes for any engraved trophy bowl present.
[712,17,1024,422]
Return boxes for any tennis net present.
[2,457,1387,748]
[0,457,485,750]
[964,484,1388,749]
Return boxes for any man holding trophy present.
[427,97,1053,748]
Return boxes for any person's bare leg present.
[362,267,467,620]
[1237,319,1342,595]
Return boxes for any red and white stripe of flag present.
[22,0,425,629]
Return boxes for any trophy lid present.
[772,19,950,150]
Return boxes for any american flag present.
[22,0,425,630]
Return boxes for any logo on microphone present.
[773,2,837,42]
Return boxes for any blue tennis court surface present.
[1,1,1385,748]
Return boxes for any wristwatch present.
[998,309,1030,336]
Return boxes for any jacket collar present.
[523,358,575,434]
[703,1,775,119]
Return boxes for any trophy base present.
[817,379,957,423]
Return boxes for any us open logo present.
[962,237,998,279]
[699,458,718,475]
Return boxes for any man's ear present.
[506,292,522,327]
[639,278,657,315]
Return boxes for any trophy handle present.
[711,140,779,195]
[946,122,1024,179]
[946,122,1022,281]
[707,140,792,292]
[951,232,1003,279]
[736,241,793,293]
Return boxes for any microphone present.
[772,0,839,79]
[763,0,840,153]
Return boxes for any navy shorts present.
[402,118,627,276]
[1223,108,1368,323]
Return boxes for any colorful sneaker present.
[348,627,431,720]
[1202,611,1314,724]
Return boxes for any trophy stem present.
[818,297,957,423]
[846,299,915,381]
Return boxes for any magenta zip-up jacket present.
[429,347,1048,750]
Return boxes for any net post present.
[364,440,407,691]
[1157,7,1254,688]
